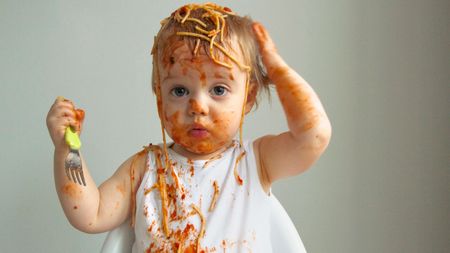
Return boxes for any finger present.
[49,104,76,121]
[54,97,75,109]
[55,100,83,121]
[253,22,299,84]
[54,97,71,109]
[47,110,72,127]
[48,118,71,140]
[50,98,84,133]
[252,22,277,53]
[49,103,74,118]
[55,117,73,130]
[49,98,66,114]
[56,101,75,111]
[55,96,74,104]
[57,112,83,134]
[57,108,77,119]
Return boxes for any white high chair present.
[100,194,306,253]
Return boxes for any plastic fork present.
[64,126,86,186]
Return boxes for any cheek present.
[209,111,239,137]
[164,111,183,133]
[212,114,233,130]
[163,111,191,147]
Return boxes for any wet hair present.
[151,3,270,108]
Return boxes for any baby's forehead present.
[160,54,232,80]
[159,36,243,65]
[157,42,245,84]
[170,43,198,62]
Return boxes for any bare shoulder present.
[114,147,150,191]
[252,138,272,194]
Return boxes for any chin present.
[182,139,228,155]
[184,142,215,154]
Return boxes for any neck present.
[171,141,234,161]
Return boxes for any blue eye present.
[211,86,227,96]
[171,87,189,97]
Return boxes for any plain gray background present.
[1,0,449,252]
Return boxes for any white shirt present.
[132,140,272,253]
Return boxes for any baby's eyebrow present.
[161,75,179,83]
[213,72,226,79]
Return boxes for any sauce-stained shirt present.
[132,140,272,253]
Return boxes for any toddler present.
[46,3,332,252]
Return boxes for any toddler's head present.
[151,3,269,155]
[152,3,269,99]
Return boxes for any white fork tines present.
[64,149,86,186]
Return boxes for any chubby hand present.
[46,96,85,149]
[252,22,291,84]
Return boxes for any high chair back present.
[100,194,306,252]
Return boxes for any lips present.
[189,123,209,138]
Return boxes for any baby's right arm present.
[46,97,147,233]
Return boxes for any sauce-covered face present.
[158,42,252,158]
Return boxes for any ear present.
[244,83,258,114]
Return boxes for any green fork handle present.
[65,126,81,150]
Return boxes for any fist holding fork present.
[47,96,87,186]
[46,96,85,150]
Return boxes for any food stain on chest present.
[187,159,195,177]
[140,142,253,252]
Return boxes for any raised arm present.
[47,98,147,233]
[252,23,332,192]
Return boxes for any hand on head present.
[252,22,289,82]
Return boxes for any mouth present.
[189,123,209,138]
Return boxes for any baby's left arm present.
[252,23,332,191]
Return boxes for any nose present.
[188,98,209,116]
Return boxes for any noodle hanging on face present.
[146,4,252,246]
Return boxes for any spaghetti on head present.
[143,4,271,244]
[151,2,270,163]
[151,3,269,103]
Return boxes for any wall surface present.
[1,0,449,252]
